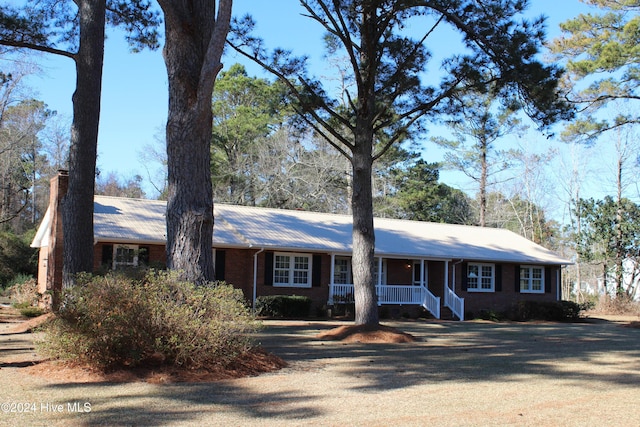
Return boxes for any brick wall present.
[454,262,560,316]
[254,250,330,314]
[386,259,412,284]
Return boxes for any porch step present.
[439,306,457,321]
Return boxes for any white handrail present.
[445,286,464,321]
[420,287,440,319]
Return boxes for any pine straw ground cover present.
[20,316,413,383]
[1,308,640,426]
[2,308,410,384]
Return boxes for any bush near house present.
[255,295,312,318]
[472,300,585,322]
[509,300,583,322]
[38,272,259,369]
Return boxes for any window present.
[467,263,494,292]
[273,253,312,287]
[114,245,138,269]
[334,257,351,284]
[520,266,545,293]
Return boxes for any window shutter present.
[515,265,521,293]
[101,244,113,268]
[545,267,552,293]
[264,252,274,286]
[461,262,468,291]
[215,250,226,281]
[312,254,322,287]
[495,264,502,292]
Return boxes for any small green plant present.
[255,295,312,318]
[39,271,259,369]
[478,309,503,322]
[20,306,45,318]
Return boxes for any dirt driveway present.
[1,315,639,426]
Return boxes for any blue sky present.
[22,0,617,220]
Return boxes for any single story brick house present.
[32,172,570,320]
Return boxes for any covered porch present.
[327,255,465,320]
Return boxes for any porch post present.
[420,259,425,287]
[445,260,450,290]
[329,253,335,304]
[377,256,382,286]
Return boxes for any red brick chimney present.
[45,170,68,304]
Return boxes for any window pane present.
[274,270,289,284]
[293,271,308,284]
[294,256,309,270]
[481,266,493,278]
[468,265,478,277]
[532,279,542,291]
[275,255,290,269]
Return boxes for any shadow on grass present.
[36,319,640,426]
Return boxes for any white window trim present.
[334,256,352,285]
[467,262,495,292]
[273,252,313,288]
[520,265,545,294]
[114,244,139,269]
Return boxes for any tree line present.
[0,1,638,322]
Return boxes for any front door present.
[413,261,428,287]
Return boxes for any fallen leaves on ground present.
[25,347,286,384]
[316,324,417,343]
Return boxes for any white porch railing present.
[329,284,441,319]
[421,287,440,320]
[445,286,465,321]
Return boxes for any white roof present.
[32,195,570,265]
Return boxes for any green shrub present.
[38,271,259,369]
[20,306,45,318]
[255,295,312,318]
[509,300,583,322]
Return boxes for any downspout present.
[252,247,265,313]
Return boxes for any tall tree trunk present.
[350,2,379,326]
[351,140,378,326]
[615,155,624,296]
[159,0,231,284]
[62,0,105,287]
[479,139,487,227]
